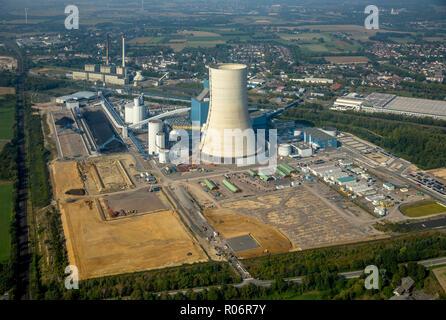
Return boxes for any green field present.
[400,201,446,217]
[0,106,15,140]
[0,182,13,262]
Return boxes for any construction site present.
[59,198,207,280]
[49,156,208,280]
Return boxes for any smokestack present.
[122,33,126,68]
[106,33,110,65]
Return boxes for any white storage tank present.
[278,143,291,157]
[148,120,163,155]
[156,132,166,154]
[159,149,169,164]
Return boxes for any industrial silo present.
[158,149,169,164]
[200,63,259,162]
[156,132,166,154]
[148,119,163,155]
[278,144,291,157]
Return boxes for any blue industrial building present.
[303,127,337,149]
[191,79,210,127]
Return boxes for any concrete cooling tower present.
[200,63,259,162]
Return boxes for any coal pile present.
[65,189,86,196]
[82,110,127,153]
[55,117,74,126]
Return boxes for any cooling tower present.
[200,63,258,162]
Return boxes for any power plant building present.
[191,84,210,127]
[125,94,146,125]
[303,127,338,149]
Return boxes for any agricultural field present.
[59,198,207,280]
[399,201,446,218]
[0,95,16,140]
[0,183,13,262]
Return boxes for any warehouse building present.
[56,91,97,104]
[303,128,338,149]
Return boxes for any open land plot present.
[427,168,446,180]
[0,183,13,262]
[433,266,446,293]
[50,161,85,200]
[365,152,391,164]
[204,209,293,259]
[222,188,371,250]
[103,188,169,215]
[0,87,15,95]
[399,201,446,218]
[325,56,369,64]
[60,199,207,280]
[80,158,134,194]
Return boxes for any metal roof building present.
[56,91,96,104]
[361,93,446,120]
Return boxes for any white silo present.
[278,144,291,157]
[148,119,163,155]
[156,132,166,154]
[200,63,260,162]
[159,149,169,164]
[125,103,133,124]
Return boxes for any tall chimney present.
[106,33,110,65]
[122,33,126,68]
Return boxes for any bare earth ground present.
[204,209,293,259]
[0,87,15,95]
[222,188,371,250]
[60,199,207,280]
[433,266,446,293]
[325,56,369,64]
[427,168,446,180]
[104,188,169,214]
[50,161,84,200]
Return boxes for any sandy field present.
[50,161,84,200]
[204,209,293,259]
[427,168,446,180]
[60,199,207,280]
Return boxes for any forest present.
[281,104,446,169]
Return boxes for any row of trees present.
[243,232,446,280]
[281,105,446,169]
[0,77,19,297]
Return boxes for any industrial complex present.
[40,60,446,283]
